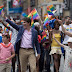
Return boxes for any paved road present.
[15,55,64,72]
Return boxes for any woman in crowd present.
[50,20,64,72]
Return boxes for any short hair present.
[54,20,60,26]
[2,33,10,39]
[34,19,39,23]
[22,17,31,26]
[65,16,70,19]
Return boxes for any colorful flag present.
[47,5,55,12]
[22,13,28,17]
[41,34,47,42]
[47,7,54,15]
[4,23,10,32]
[0,5,4,14]
[31,15,34,28]
[7,23,10,27]
[43,14,49,29]
[18,0,22,5]
[44,14,49,26]
[4,27,9,32]
[21,20,24,24]
[28,8,39,20]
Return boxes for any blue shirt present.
[0,36,2,43]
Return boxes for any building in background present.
[0,0,72,20]
[22,0,38,14]
[37,0,65,20]
[63,0,70,18]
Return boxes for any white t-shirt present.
[10,26,18,45]
[63,46,72,72]
[59,24,72,44]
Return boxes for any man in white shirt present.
[59,18,72,45]
[59,17,71,59]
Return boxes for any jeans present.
[39,44,44,72]
[44,49,51,72]
[39,44,51,72]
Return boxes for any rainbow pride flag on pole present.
[4,27,9,32]
[47,7,54,15]
[7,23,10,27]
[47,5,55,12]
[43,14,49,29]
[4,23,10,32]
[0,5,4,15]
[31,15,34,28]
[41,34,47,42]
[44,14,49,26]
[28,8,39,20]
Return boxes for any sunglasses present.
[2,33,9,36]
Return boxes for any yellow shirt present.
[51,33,61,47]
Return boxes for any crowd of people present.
[0,10,72,72]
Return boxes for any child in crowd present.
[53,34,72,72]
[0,33,15,72]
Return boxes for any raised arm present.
[1,10,19,31]
[0,19,10,30]
[6,19,19,31]
[53,34,65,48]
[58,20,72,37]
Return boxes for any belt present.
[21,47,33,50]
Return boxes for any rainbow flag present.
[0,5,4,14]
[7,23,10,27]
[44,14,49,26]
[18,0,21,5]
[31,15,34,28]
[21,20,24,24]
[4,27,9,32]
[4,23,10,32]
[22,13,28,17]
[41,34,47,42]
[28,8,39,20]
[43,14,49,29]
[47,5,55,12]
[47,7,54,15]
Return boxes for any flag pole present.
[35,8,43,23]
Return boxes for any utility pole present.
[7,0,10,15]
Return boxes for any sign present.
[9,7,22,13]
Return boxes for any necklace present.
[54,29,59,33]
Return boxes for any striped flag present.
[43,14,49,29]
[0,5,4,15]
[31,15,34,28]
[47,5,55,12]
[41,33,47,42]
[44,14,49,26]
[47,7,54,15]
[28,8,39,20]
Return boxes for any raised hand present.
[57,20,63,25]
[53,33,55,39]
[1,9,6,19]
